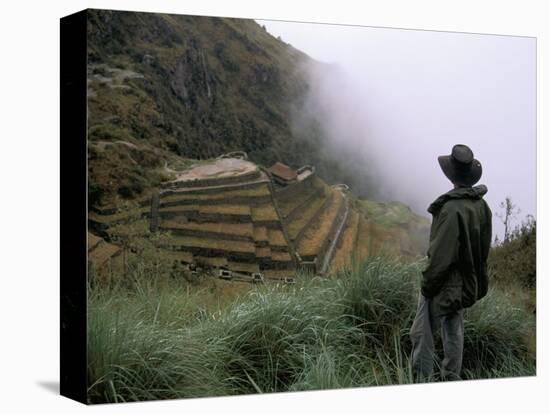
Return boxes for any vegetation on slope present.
[87,10,377,206]
[489,216,536,290]
[88,11,311,204]
[88,254,535,403]
[353,196,431,259]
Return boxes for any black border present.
[60,9,88,404]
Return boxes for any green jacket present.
[421,185,492,316]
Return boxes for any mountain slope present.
[87,10,337,205]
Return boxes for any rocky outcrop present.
[170,41,216,106]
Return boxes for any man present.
[410,144,492,381]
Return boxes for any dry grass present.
[277,184,322,217]
[355,217,371,260]
[330,209,360,271]
[367,222,405,258]
[159,203,252,217]
[158,204,199,215]
[255,246,272,258]
[168,235,256,253]
[161,220,254,238]
[268,228,287,247]
[251,203,279,221]
[271,251,292,262]
[286,194,328,240]
[253,226,268,243]
[199,204,251,216]
[297,191,344,257]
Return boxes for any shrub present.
[214,281,359,393]
[462,287,535,375]
[489,217,536,289]
[117,174,147,198]
[334,256,419,351]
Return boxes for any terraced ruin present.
[88,153,429,283]
[148,154,349,282]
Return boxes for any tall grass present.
[462,288,535,376]
[88,256,535,403]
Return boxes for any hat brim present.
[438,155,482,187]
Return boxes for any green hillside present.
[87,9,367,206]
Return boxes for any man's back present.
[422,185,492,316]
[411,144,491,381]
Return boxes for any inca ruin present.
[88,151,424,283]
[150,153,351,282]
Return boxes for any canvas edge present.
[60,8,88,405]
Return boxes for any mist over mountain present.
[86,10,377,205]
[259,20,536,235]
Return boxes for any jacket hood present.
[428,184,488,215]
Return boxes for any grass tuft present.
[88,255,535,403]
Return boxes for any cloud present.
[263,20,536,238]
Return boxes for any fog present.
[258,20,536,240]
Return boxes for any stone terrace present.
[89,156,355,283]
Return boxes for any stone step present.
[261,253,295,270]
[164,235,256,259]
[158,203,252,223]
[159,184,272,207]
[159,219,254,242]
[254,245,295,269]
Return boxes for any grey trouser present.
[409,293,464,381]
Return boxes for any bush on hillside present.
[489,217,536,289]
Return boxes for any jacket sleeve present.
[421,208,460,298]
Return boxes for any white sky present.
[258,19,536,240]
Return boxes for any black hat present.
[438,144,482,187]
